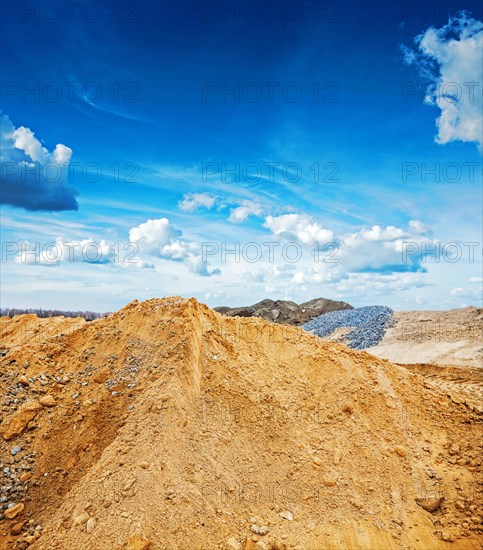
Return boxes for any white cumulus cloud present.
[129,218,220,277]
[340,221,432,272]
[128,218,181,254]
[263,214,334,246]
[178,193,217,212]
[228,201,263,223]
[405,12,483,150]
[0,113,78,211]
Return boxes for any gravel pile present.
[302,306,393,349]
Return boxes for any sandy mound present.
[0,315,86,353]
[369,308,483,368]
[0,298,481,549]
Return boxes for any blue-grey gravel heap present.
[302,306,393,349]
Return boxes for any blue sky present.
[1,0,482,311]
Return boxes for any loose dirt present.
[0,298,481,549]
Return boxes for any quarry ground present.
[0,298,481,549]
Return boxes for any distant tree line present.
[0,308,111,321]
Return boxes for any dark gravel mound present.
[214,298,353,326]
[302,306,393,349]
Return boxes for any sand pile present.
[0,315,86,354]
[0,298,481,549]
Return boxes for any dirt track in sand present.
[0,298,481,549]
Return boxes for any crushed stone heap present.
[302,306,393,349]
[0,297,481,549]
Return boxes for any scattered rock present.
[11,521,24,535]
[1,401,42,440]
[86,517,96,533]
[322,475,338,487]
[226,537,242,550]
[123,478,136,491]
[279,511,293,521]
[93,369,110,383]
[415,497,443,513]
[10,445,22,456]
[73,512,90,525]
[127,533,151,549]
[441,531,455,542]
[249,524,268,535]
[333,449,342,465]
[39,395,56,407]
[5,503,24,519]
[394,446,406,457]
[449,443,460,455]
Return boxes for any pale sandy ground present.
[368,307,483,413]
[369,308,482,368]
